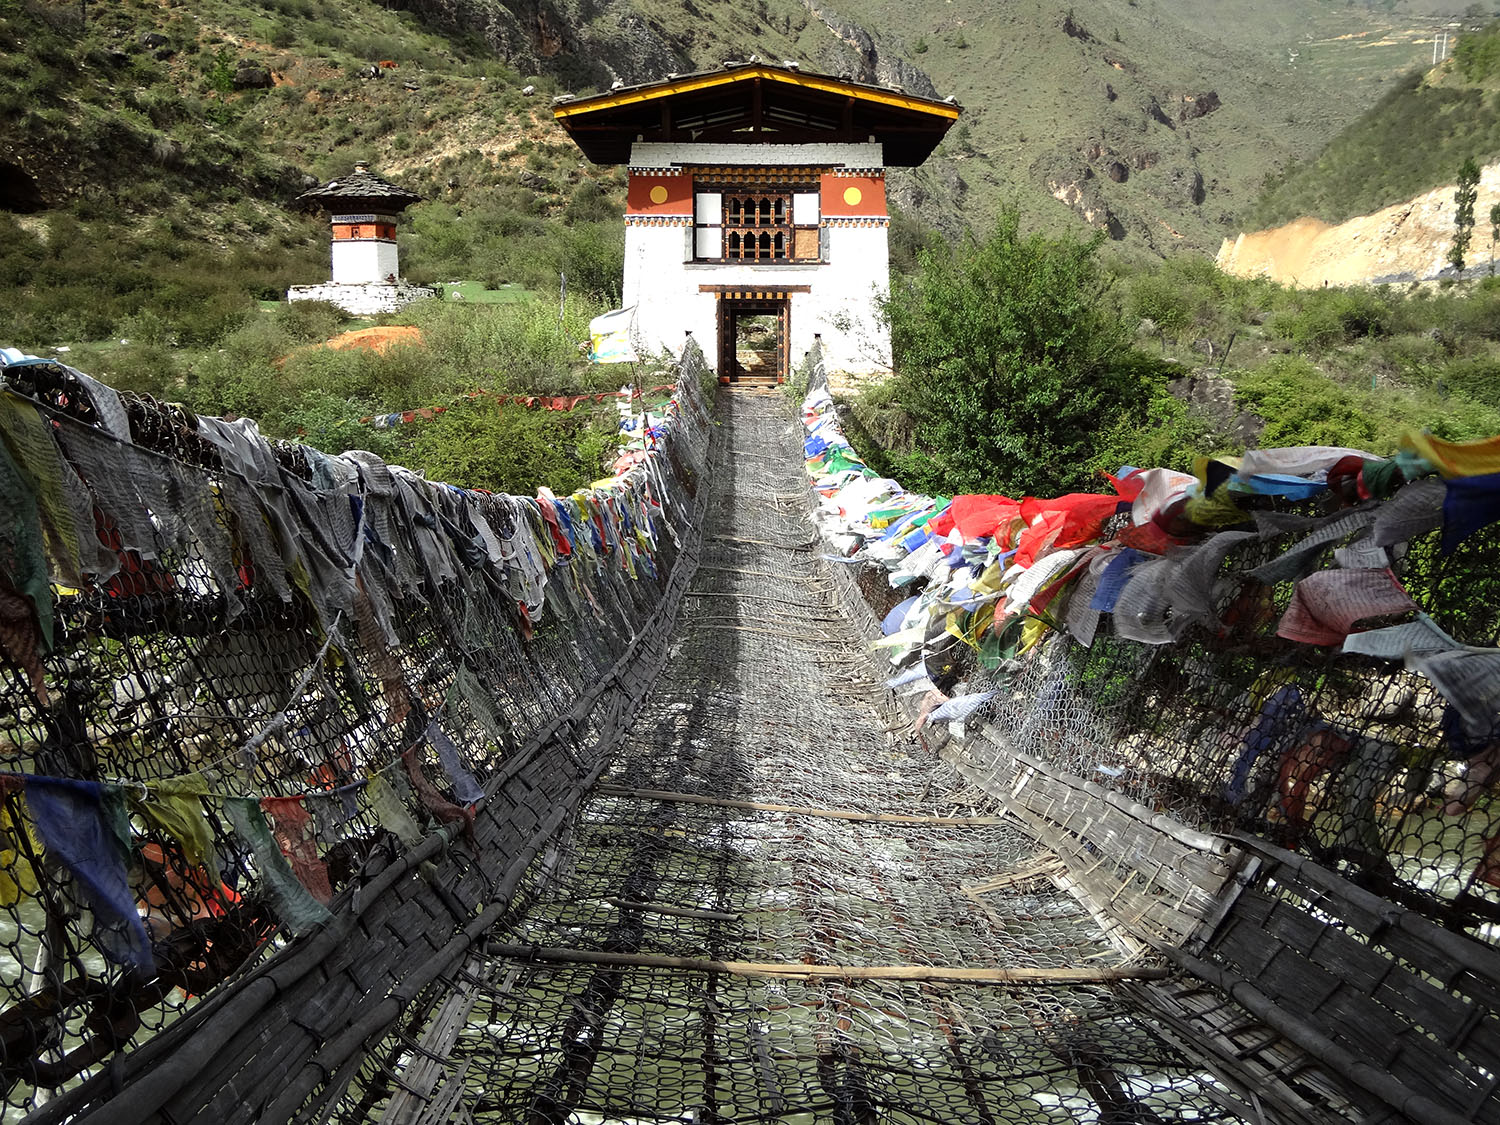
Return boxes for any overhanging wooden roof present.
[553,64,961,167]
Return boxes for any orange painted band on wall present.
[820,173,886,217]
[333,223,397,240]
[627,173,693,215]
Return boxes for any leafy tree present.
[880,209,1182,496]
[1490,200,1500,276]
[205,47,235,96]
[1451,156,1481,277]
[404,397,614,494]
[546,222,624,305]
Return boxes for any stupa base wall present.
[287,282,436,316]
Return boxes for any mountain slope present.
[389,0,1458,249]
[1221,158,1500,285]
[0,0,1466,316]
[0,0,633,347]
[1252,20,1500,229]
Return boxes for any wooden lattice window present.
[723,192,791,261]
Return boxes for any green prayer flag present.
[134,775,218,877]
[225,796,330,936]
[366,774,423,847]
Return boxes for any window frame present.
[692,176,822,264]
[722,191,792,262]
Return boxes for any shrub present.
[1234,354,1500,452]
[1235,356,1389,448]
[1433,354,1500,408]
[546,222,624,305]
[564,180,615,225]
[1125,270,1197,341]
[402,397,615,494]
[1268,286,1398,352]
[878,208,1184,496]
[274,300,347,344]
[1455,21,1500,83]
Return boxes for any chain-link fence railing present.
[0,344,713,1122]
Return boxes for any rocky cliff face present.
[799,1,938,97]
[381,0,940,98]
[378,0,686,87]
[381,0,961,224]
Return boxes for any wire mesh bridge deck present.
[2,348,1500,1124]
[380,389,1218,1125]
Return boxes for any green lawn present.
[440,281,531,304]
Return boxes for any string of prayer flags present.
[1371,478,1446,547]
[0,419,55,705]
[1275,568,1418,647]
[0,779,36,906]
[403,746,476,849]
[1407,649,1500,742]
[803,367,1500,742]
[1341,614,1457,660]
[132,775,219,879]
[365,774,423,847]
[1442,472,1500,554]
[427,720,484,805]
[1401,429,1500,479]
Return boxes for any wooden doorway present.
[717,297,788,386]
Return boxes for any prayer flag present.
[588,307,638,365]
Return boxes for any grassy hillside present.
[7,0,1500,496]
[1252,19,1500,228]
[0,0,1469,321]
[0,0,642,491]
[0,0,627,349]
[859,0,1479,249]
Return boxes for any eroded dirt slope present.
[1218,160,1500,286]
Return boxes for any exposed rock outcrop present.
[1163,164,1205,206]
[1061,11,1094,41]
[233,62,274,90]
[0,160,46,213]
[1144,95,1175,130]
[887,160,968,236]
[1177,90,1220,123]
[1218,159,1500,286]
[376,0,686,89]
[801,1,939,98]
[1168,371,1262,446]
[1046,176,1125,239]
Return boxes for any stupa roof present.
[296,163,423,211]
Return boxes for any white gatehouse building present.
[553,64,959,386]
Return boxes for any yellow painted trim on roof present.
[553,66,960,122]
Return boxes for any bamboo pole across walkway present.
[486,943,1169,984]
[595,785,1002,826]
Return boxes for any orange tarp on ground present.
[279,326,424,367]
[315,326,423,354]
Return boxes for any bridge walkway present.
[373,390,1234,1124]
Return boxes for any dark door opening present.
[717,298,788,385]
